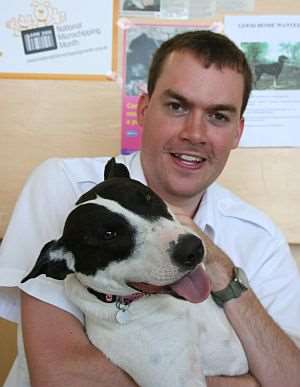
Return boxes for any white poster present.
[0,0,117,79]
[225,15,300,147]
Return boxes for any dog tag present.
[116,310,129,324]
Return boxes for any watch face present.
[234,267,249,289]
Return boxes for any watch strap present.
[211,267,248,307]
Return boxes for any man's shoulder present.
[209,183,280,239]
[36,153,139,186]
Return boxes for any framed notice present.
[225,15,300,147]
[0,0,119,80]
[121,22,222,154]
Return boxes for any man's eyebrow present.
[162,89,189,104]
[208,104,238,113]
[162,89,238,113]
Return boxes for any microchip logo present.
[21,25,57,54]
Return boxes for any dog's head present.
[278,55,288,63]
[21,158,211,303]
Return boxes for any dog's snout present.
[170,234,204,270]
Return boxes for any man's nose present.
[179,111,208,144]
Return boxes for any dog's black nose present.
[170,234,204,270]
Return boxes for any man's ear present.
[232,117,245,149]
[137,93,150,127]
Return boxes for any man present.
[0,31,299,386]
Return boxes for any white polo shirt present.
[1,151,300,385]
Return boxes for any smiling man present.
[0,31,299,387]
[139,50,244,215]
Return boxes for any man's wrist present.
[205,259,234,292]
[211,267,250,308]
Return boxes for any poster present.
[121,22,222,154]
[121,0,160,16]
[0,0,118,79]
[225,15,300,147]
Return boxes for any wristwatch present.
[211,266,249,307]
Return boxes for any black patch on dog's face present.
[77,157,173,222]
[77,178,173,222]
[61,203,136,275]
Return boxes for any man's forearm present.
[207,373,260,387]
[224,289,300,387]
[21,291,138,387]
[29,344,137,387]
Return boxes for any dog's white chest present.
[65,273,248,387]
[86,297,207,387]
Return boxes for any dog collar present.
[87,287,143,305]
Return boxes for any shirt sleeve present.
[0,158,84,323]
[249,236,300,344]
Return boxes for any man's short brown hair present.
[147,30,252,116]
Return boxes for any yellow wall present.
[0,318,17,386]
[1,0,300,384]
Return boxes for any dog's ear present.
[21,240,74,283]
[76,158,131,205]
[104,157,130,180]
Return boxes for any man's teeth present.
[174,153,204,162]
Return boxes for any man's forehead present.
[153,51,244,111]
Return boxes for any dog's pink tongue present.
[170,265,211,303]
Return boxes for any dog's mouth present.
[128,264,211,303]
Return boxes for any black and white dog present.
[22,158,248,387]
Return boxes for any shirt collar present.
[126,151,217,239]
[123,151,147,185]
[193,184,217,241]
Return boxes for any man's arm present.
[21,291,137,387]
[174,212,300,387]
[207,374,260,387]
[202,230,300,387]
[223,288,300,387]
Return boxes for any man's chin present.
[162,182,206,202]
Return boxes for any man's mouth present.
[170,153,207,168]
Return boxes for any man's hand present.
[169,207,234,291]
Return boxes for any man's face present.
[138,50,244,208]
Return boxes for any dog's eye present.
[145,194,152,202]
[103,231,117,240]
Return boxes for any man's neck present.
[166,196,202,218]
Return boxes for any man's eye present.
[167,102,187,114]
[214,112,228,121]
[208,112,230,125]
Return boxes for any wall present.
[0,0,299,384]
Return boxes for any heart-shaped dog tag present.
[116,309,130,324]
